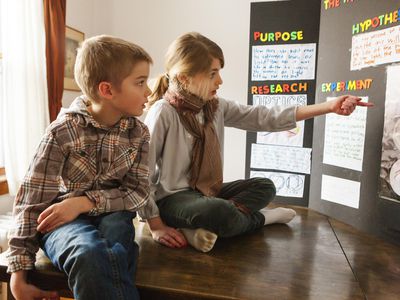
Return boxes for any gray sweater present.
[138,98,297,220]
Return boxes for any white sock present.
[180,228,218,253]
[260,207,296,225]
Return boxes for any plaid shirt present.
[7,97,150,273]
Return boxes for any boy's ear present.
[98,81,113,99]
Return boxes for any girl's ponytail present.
[148,73,169,107]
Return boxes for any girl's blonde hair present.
[75,35,152,101]
[148,32,224,106]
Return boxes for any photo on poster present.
[379,64,400,203]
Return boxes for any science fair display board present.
[309,0,400,244]
[245,0,321,207]
[246,0,400,244]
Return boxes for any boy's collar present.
[69,97,136,131]
[82,112,135,132]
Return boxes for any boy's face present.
[187,58,223,101]
[109,61,151,117]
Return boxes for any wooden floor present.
[1,205,400,299]
[135,205,400,300]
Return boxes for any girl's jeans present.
[40,211,139,300]
[157,177,276,237]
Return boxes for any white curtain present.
[0,0,49,195]
[0,1,4,168]
[0,59,4,168]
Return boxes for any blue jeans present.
[157,177,275,237]
[40,211,139,300]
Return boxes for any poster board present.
[245,0,321,207]
[309,0,400,244]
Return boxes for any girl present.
[138,32,372,252]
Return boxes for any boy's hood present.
[55,96,137,131]
[57,96,90,119]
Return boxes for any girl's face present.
[187,58,223,101]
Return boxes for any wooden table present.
[1,206,400,299]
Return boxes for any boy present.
[7,35,152,300]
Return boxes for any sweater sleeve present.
[138,104,167,220]
[219,98,297,132]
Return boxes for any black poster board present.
[245,0,321,207]
[309,0,400,245]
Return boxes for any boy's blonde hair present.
[149,32,224,106]
[74,35,152,101]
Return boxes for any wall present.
[62,0,104,107]
[65,0,281,181]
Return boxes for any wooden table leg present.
[5,283,15,300]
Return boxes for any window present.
[0,0,8,195]
[0,60,3,169]
[0,0,50,195]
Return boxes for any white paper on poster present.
[250,171,305,198]
[351,25,400,70]
[254,94,307,147]
[321,175,360,209]
[323,96,368,171]
[252,43,316,81]
[250,143,312,174]
[257,123,305,147]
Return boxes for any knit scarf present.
[164,86,223,197]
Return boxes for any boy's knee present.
[68,242,130,276]
[72,243,106,266]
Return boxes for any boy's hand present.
[37,196,94,233]
[147,217,187,248]
[330,95,374,115]
[10,270,59,300]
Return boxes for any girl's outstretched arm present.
[296,95,374,121]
